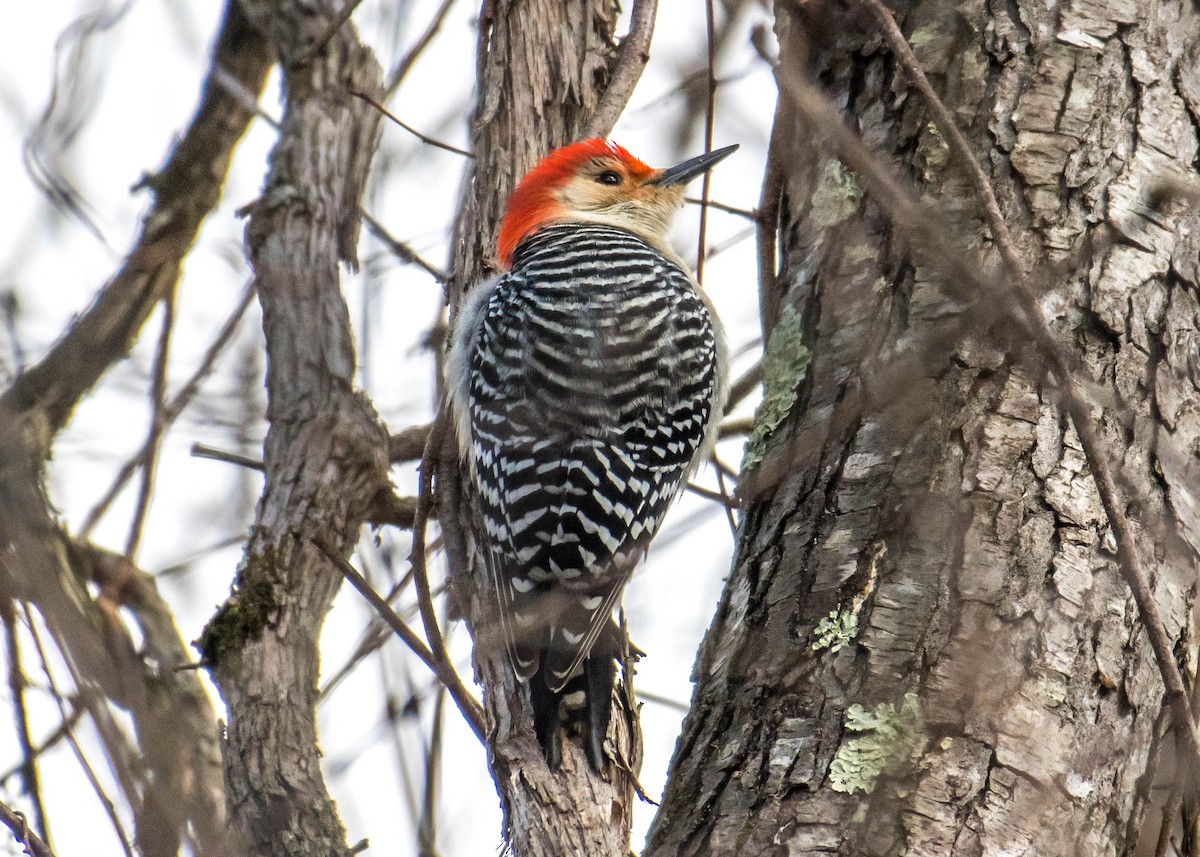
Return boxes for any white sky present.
[0,1,775,853]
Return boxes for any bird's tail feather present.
[530,624,619,772]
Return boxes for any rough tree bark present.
[195,2,389,856]
[437,1,656,855]
[646,0,1200,854]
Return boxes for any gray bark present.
[196,3,389,856]
[646,0,1200,854]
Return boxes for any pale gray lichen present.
[922,121,950,170]
[810,160,863,227]
[828,693,923,795]
[811,608,859,653]
[741,305,810,472]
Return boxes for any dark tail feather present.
[529,663,564,771]
[584,652,615,771]
[529,626,619,772]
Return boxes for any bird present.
[446,138,735,771]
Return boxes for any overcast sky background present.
[0,1,776,853]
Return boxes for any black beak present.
[647,144,739,186]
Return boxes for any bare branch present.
[584,0,658,138]
[390,423,432,462]
[78,281,256,539]
[361,212,449,283]
[21,613,135,857]
[315,538,485,741]
[351,91,473,158]
[0,801,55,857]
[855,0,1022,276]
[385,0,459,97]
[725,359,762,414]
[1,600,48,845]
[291,0,367,66]
[693,0,718,287]
[125,291,176,560]
[1,0,272,440]
[190,443,264,471]
[0,703,83,787]
[857,0,1200,764]
[685,196,757,220]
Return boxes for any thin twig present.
[583,0,658,138]
[725,359,762,414]
[1,600,48,845]
[361,212,449,283]
[314,538,486,741]
[0,702,83,785]
[635,688,689,713]
[686,481,733,505]
[350,91,473,158]
[408,412,459,702]
[860,0,1200,751]
[710,453,738,485]
[702,226,755,263]
[291,0,366,66]
[1155,788,1183,857]
[1,0,272,443]
[190,443,264,471]
[1172,669,1200,856]
[78,281,255,538]
[318,573,452,703]
[385,0,460,97]
[857,0,1022,275]
[125,289,176,560]
[23,608,134,857]
[417,681,446,857]
[712,457,739,537]
[693,0,718,286]
[685,196,757,220]
[0,800,55,857]
[719,416,752,438]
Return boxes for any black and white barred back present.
[464,223,720,693]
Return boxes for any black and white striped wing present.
[465,225,719,689]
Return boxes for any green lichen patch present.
[810,160,863,227]
[742,305,810,473]
[829,693,923,795]
[812,608,860,653]
[195,550,279,668]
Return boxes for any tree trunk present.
[646,0,1200,854]
[196,3,389,856]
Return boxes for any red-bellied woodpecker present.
[447,139,736,771]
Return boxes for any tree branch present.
[584,0,658,138]
[195,2,391,855]
[0,801,54,857]
[0,0,273,440]
[315,538,485,740]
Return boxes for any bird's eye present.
[596,170,622,186]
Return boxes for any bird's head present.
[496,139,738,268]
